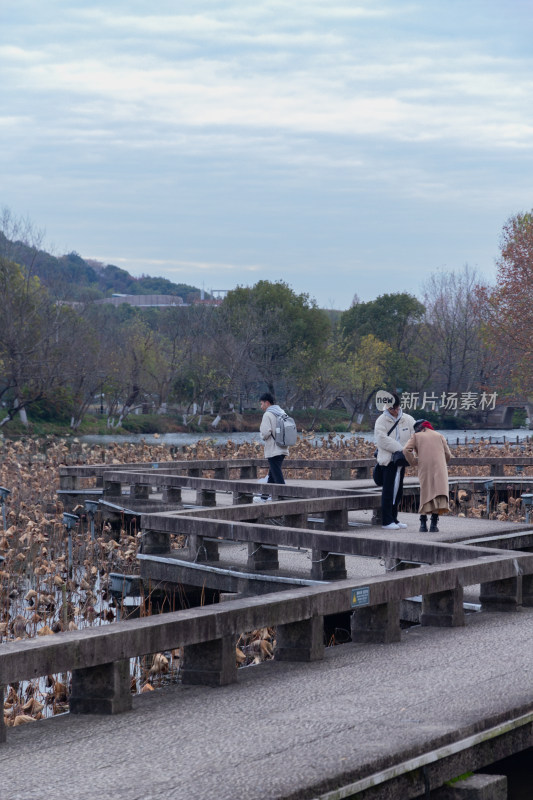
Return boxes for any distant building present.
[96,294,184,308]
[191,288,227,307]
[192,297,224,306]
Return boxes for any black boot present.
[429,513,439,532]
[419,514,428,532]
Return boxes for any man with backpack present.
[255,392,294,502]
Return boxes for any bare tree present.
[421,265,488,394]
[0,206,45,267]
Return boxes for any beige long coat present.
[404,428,452,513]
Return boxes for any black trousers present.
[381,463,405,526]
[261,454,286,499]
[267,454,286,485]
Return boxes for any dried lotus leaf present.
[13,714,37,726]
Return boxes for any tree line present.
[0,210,531,429]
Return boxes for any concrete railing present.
[2,547,533,744]
[59,455,533,494]
[137,499,533,577]
[58,457,533,505]
[140,505,495,563]
[58,468,392,517]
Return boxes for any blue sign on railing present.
[351,586,370,607]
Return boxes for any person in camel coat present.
[403,420,452,532]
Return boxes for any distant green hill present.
[0,232,204,303]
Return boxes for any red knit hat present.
[414,419,434,432]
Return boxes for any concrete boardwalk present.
[3,481,533,800]
[2,606,532,800]
[171,475,532,589]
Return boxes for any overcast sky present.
[2,0,532,308]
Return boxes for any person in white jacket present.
[374,392,415,530]
[255,392,289,502]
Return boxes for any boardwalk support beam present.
[59,474,80,490]
[275,615,324,662]
[247,541,279,571]
[0,687,4,742]
[181,635,237,686]
[140,529,170,555]
[234,491,254,505]
[324,508,348,531]
[351,600,402,643]
[103,480,121,498]
[522,573,533,607]
[311,550,347,581]
[239,465,257,479]
[421,586,465,627]
[284,513,307,529]
[196,489,217,507]
[190,534,219,562]
[70,659,132,715]
[131,483,149,500]
[480,576,522,611]
[163,486,182,503]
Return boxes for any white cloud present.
[4,10,532,158]
[72,2,395,36]
[2,0,533,305]
[6,48,531,155]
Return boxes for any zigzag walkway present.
[3,466,533,799]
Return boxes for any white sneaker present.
[394,522,408,529]
[382,522,400,530]
[253,496,270,503]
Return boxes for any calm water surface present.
[79,429,532,448]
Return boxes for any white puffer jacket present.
[374,409,415,466]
